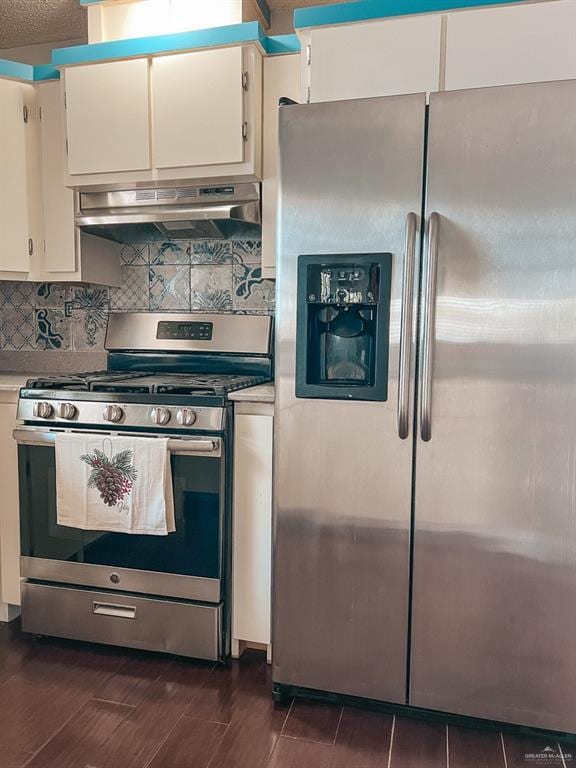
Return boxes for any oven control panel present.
[156,321,213,341]
[18,399,225,433]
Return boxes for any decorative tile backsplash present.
[0,239,274,353]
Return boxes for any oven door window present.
[19,445,223,579]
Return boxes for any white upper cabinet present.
[37,81,121,285]
[153,47,244,169]
[303,15,443,103]
[61,45,262,186]
[38,81,76,273]
[261,54,300,278]
[0,79,42,278]
[64,58,151,175]
[445,0,576,90]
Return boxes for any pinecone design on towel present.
[81,447,138,507]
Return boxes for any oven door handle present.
[13,428,221,457]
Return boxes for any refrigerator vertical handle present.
[419,212,440,442]
[398,212,418,439]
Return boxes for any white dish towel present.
[56,433,175,535]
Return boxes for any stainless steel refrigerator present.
[273,79,576,733]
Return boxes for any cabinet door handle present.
[28,238,34,256]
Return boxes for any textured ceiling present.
[0,0,87,48]
[0,0,347,50]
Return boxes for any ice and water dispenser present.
[295,254,392,401]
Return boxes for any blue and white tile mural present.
[0,239,274,352]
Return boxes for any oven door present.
[15,427,227,603]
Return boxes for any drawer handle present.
[93,601,136,620]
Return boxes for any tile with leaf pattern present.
[71,309,108,350]
[150,241,190,265]
[189,241,231,265]
[190,266,233,312]
[231,240,262,265]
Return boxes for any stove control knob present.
[176,408,197,427]
[58,402,77,420]
[33,401,54,419]
[103,405,124,423]
[151,407,171,426]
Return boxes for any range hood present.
[75,182,261,242]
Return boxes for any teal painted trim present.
[33,64,60,81]
[0,58,34,82]
[79,0,106,4]
[52,21,266,66]
[295,0,531,28]
[264,34,301,55]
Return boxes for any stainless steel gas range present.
[14,313,273,661]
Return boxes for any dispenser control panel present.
[296,253,392,402]
[306,264,379,305]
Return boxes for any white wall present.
[88,0,245,42]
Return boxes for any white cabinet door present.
[445,0,576,91]
[153,47,244,169]
[0,395,21,609]
[38,81,76,273]
[0,80,38,275]
[64,58,151,175]
[306,15,442,102]
[262,54,300,278]
[233,413,273,648]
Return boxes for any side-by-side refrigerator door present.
[273,94,425,703]
[411,80,576,732]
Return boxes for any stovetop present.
[18,313,273,430]
[24,371,268,397]
[18,370,271,432]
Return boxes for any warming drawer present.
[21,582,222,661]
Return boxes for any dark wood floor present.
[0,622,572,768]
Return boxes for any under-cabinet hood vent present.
[76,182,260,242]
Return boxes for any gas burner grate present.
[24,372,270,400]
[153,374,268,396]
[26,372,150,391]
